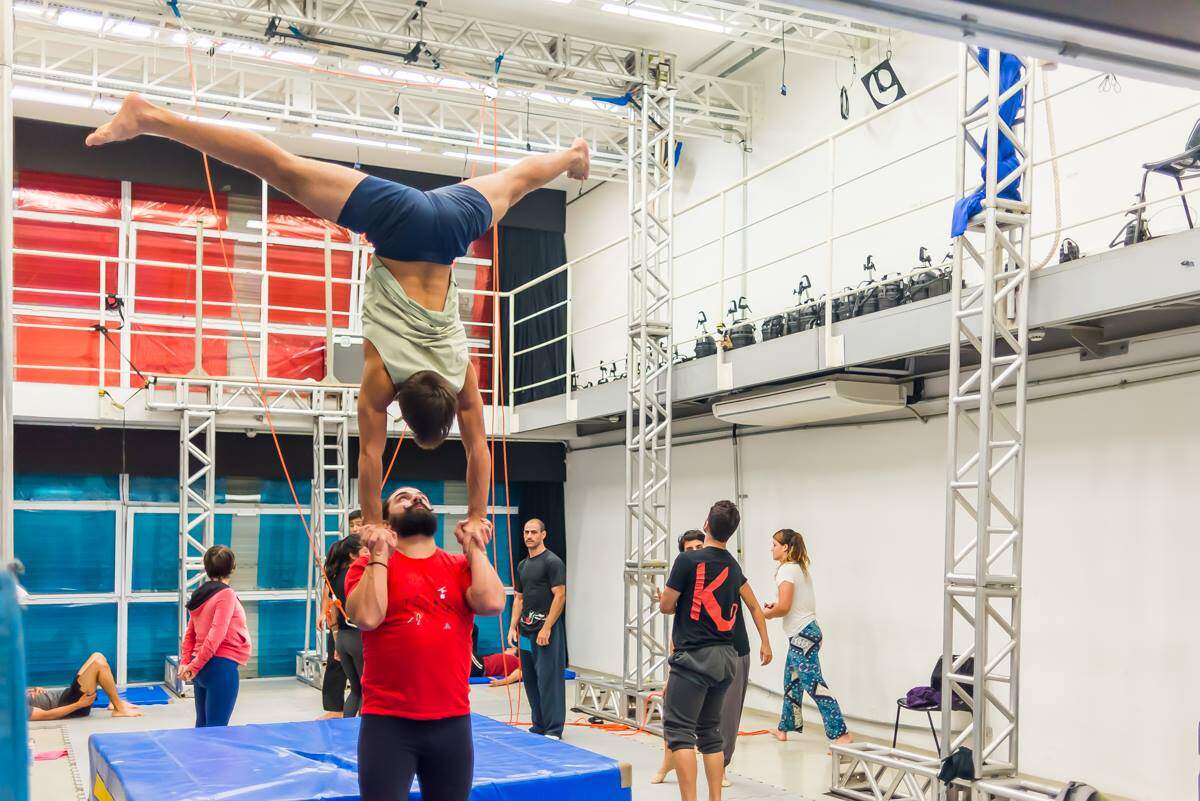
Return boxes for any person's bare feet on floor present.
[567,137,590,181]
[111,703,143,718]
[317,711,343,720]
[650,766,673,784]
[771,729,787,742]
[826,732,853,755]
[85,93,159,147]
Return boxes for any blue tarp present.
[92,685,170,709]
[951,49,1025,237]
[90,714,629,801]
[0,572,30,801]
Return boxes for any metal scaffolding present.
[177,408,217,639]
[298,387,354,687]
[940,45,1033,782]
[830,46,1035,801]
[575,74,676,732]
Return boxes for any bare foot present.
[771,729,788,742]
[85,93,159,147]
[567,137,590,181]
[317,711,343,720]
[833,733,853,745]
[650,766,672,784]
[721,776,731,788]
[111,706,143,718]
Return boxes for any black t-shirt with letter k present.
[665,546,746,652]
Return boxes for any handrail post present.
[564,263,573,416]
[823,137,841,368]
[508,287,516,410]
[98,258,107,391]
[321,230,337,384]
[190,224,207,377]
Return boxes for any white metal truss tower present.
[828,47,1037,801]
[298,388,353,687]
[178,408,217,639]
[574,70,675,733]
[941,45,1033,782]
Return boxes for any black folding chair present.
[1134,117,1200,238]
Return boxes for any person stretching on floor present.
[26,652,142,722]
[346,487,505,801]
[179,545,252,728]
[763,528,852,745]
[86,95,590,546]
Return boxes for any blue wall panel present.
[15,510,116,594]
[256,600,305,677]
[127,603,178,683]
[23,604,117,687]
[131,513,232,592]
[15,474,118,501]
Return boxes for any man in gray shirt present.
[508,519,567,739]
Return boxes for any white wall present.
[565,372,1200,800]
[564,32,1200,377]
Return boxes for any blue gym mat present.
[91,685,170,709]
[468,669,575,685]
[89,713,630,801]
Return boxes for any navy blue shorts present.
[336,176,493,265]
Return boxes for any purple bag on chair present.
[905,685,940,709]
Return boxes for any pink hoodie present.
[181,587,252,673]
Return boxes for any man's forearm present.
[465,545,505,614]
[510,595,523,631]
[750,603,770,645]
[465,442,491,520]
[347,565,388,629]
[544,590,566,628]
[358,450,383,524]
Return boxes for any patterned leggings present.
[779,621,847,739]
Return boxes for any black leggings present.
[358,714,474,801]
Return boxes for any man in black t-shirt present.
[660,501,771,801]
[509,518,567,738]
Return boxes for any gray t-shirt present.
[27,688,65,718]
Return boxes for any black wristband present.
[368,560,388,568]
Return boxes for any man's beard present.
[391,506,438,538]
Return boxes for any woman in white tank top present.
[763,528,852,744]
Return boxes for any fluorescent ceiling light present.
[245,220,265,229]
[313,132,422,153]
[313,132,388,149]
[56,9,105,32]
[270,48,317,66]
[13,84,93,108]
[14,2,48,17]
[218,40,267,58]
[600,3,727,33]
[171,31,215,49]
[110,20,153,39]
[186,114,276,132]
[443,151,520,166]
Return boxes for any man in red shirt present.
[346,487,505,801]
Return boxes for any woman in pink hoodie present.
[179,546,252,727]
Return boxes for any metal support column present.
[177,408,216,640]
[941,46,1033,781]
[297,388,352,687]
[830,48,1033,801]
[575,66,676,732]
[0,0,14,565]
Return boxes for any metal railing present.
[12,184,504,403]
[508,63,1200,406]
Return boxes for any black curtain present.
[498,226,568,404]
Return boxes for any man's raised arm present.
[456,366,493,543]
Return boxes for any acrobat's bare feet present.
[567,137,590,181]
[111,704,143,718]
[86,93,160,147]
[771,729,788,742]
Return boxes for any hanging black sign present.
[861,58,907,110]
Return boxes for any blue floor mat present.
[468,669,576,685]
[92,685,170,709]
[89,713,629,801]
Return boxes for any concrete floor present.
[29,678,837,801]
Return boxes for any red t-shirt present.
[345,549,474,719]
[482,652,520,677]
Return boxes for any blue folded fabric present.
[92,685,170,708]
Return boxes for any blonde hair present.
[773,528,810,575]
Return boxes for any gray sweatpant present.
[662,644,738,754]
[720,653,751,766]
